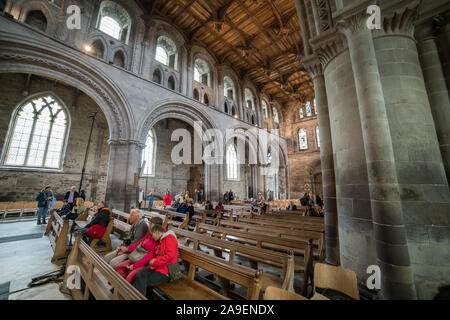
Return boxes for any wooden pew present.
[195,223,314,295]
[218,220,324,261]
[45,210,70,265]
[61,234,147,300]
[75,209,114,254]
[155,246,263,300]
[172,228,295,294]
[143,208,189,229]
[239,216,324,233]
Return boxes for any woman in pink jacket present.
[115,222,166,284]
[163,189,172,207]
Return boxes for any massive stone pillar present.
[438,14,450,93]
[105,140,141,211]
[337,7,416,299]
[416,19,450,185]
[205,163,223,201]
[372,6,450,299]
[302,54,340,266]
[311,30,375,283]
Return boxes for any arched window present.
[204,93,209,105]
[113,51,125,68]
[316,126,320,148]
[226,144,238,180]
[152,69,162,84]
[262,100,269,119]
[91,40,105,59]
[96,1,132,44]
[251,115,255,125]
[25,10,47,32]
[193,88,200,101]
[314,98,318,115]
[245,88,255,110]
[299,107,304,119]
[272,107,279,124]
[306,101,312,117]
[232,106,237,118]
[194,59,210,86]
[3,94,69,169]
[299,129,308,150]
[156,36,178,69]
[168,76,175,90]
[224,77,235,100]
[142,130,155,176]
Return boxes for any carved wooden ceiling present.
[136,0,314,106]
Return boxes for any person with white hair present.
[64,186,79,210]
[104,209,148,268]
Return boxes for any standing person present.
[227,190,234,203]
[64,186,79,210]
[36,186,52,225]
[147,193,154,210]
[300,193,309,209]
[134,224,179,296]
[185,191,190,201]
[316,194,323,209]
[163,189,172,207]
[47,187,56,213]
[223,191,228,204]
[195,189,201,204]
[79,190,86,201]
[186,201,195,221]
[175,192,184,202]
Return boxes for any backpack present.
[300,197,308,206]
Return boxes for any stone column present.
[311,30,375,286]
[438,14,450,93]
[372,6,450,299]
[337,8,416,299]
[205,163,223,201]
[302,54,340,266]
[105,140,141,211]
[416,19,450,184]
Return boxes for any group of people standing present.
[143,189,203,211]
[299,192,324,217]
[35,185,86,225]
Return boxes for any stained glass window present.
[142,130,155,176]
[299,129,308,150]
[306,101,312,117]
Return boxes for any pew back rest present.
[180,246,263,300]
[263,286,308,300]
[313,263,359,300]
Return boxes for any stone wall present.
[0,73,110,203]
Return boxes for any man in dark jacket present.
[75,205,111,243]
[36,186,52,225]
[64,186,79,209]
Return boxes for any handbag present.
[128,243,148,264]
[158,247,182,282]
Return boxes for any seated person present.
[287,201,297,211]
[304,204,318,217]
[114,217,164,284]
[186,201,195,221]
[259,200,268,215]
[75,204,111,244]
[63,197,86,220]
[171,198,181,210]
[204,200,213,211]
[176,200,188,213]
[250,199,258,212]
[58,200,72,217]
[134,224,179,296]
[104,210,150,268]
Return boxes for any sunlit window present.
[194,59,210,86]
[262,100,269,119]
[273,107,279,124]
[245,88,255,110]
[156,36,178,69]
[224,77,235,100]
[306,101,312,117]
[299,129,308,150]
[142,130,155,176]
[3,94,68,169]
[99,16,121,40]
[299,107,304,119]
[316,126,320,148]
[227,144,238,180]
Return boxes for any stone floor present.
[0,220,70,300]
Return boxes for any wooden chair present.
[263,286,308,300]
[312,263,359,300]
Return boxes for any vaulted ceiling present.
[136,0,314,106]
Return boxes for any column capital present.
[301,54,323,79]
[374,1,420,39]
[310,28,348,70]
[334,0,377,37]
[415,16,444,42]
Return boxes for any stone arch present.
[91,38,106,60]
[112,49,126,68]
[0,53,133,141]
[152,67,163,84]
[167,73,177,91]
[18,1,57,35]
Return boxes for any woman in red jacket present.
[134,224,178,295]
[114,218,165,284]
[163,189,172,207]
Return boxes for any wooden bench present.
[239,216,324,233]
[60,234,147,300]
[218,219,325,261]
[173,228,296,294]
[75,209,114,254]
[144,208,189,229]
[45,210,70,265]
[195,223,314,295]
[155,246,263,300]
